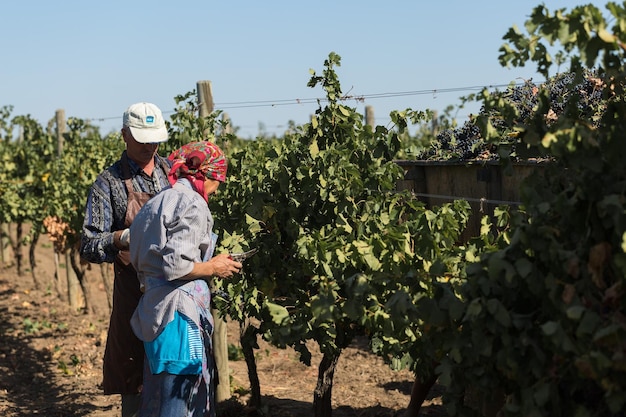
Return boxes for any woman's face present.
[204,179,220,199]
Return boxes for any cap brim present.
[129,125,168,144]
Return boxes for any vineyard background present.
[2,3,626,417]
[0,226,446,417]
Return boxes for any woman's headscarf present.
[167,141,227,202]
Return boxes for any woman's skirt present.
[138,302,215,417]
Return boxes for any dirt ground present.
[0,231,446,417]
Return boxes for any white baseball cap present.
[123,102,169,144]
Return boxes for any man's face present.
[122,128,159,165]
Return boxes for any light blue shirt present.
[129,179,215,342]
[129,179,214,285]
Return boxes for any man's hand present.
[113,228,130,250]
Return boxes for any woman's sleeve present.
[161,196,209,280]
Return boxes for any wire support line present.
[83,80,536,124]
[367,188,523,210]
[214,82,529,110]
[411,192,522,208]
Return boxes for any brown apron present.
[102,154,166,395]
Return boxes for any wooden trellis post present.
[197,80,231,402]
[56,109,83,309]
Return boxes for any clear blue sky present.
[0,1,609,139]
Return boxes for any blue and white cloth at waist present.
[131,278,213,343]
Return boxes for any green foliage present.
[46,119,122,249]
[227,343,245,361]
[437,3,626,416]
[0,106,122,253]
[23,317,52,334]
[0,113,54,230]
[160,90,235,156]
[209,53,474,394]
[4,5,626,412]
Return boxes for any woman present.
[128,141,242,417]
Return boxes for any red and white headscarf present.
[167,141,227,201]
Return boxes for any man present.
[80,102,171,417]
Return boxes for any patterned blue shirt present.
[79,151,171,264]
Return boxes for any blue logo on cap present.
[146,116,155,124]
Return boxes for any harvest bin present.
[394,160,547,241]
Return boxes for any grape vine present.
[1,4,626,414]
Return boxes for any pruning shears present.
[228,248,258,262]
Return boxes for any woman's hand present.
[185,253,242,280]
[208,253,242,278]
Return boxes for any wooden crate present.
[394,160,546,240]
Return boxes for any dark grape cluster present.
[418,68,608,161]
[426,119,487,160]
